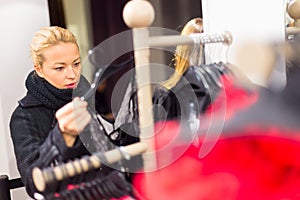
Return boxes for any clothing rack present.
[32,142,147,193]
[41,170,133,200]
[32,0,234,195]
[123,0,233,172]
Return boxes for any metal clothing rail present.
[148,31,233,47]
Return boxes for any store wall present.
[0,0,50,199]
[202,0,287,89]
[62,0,94,81]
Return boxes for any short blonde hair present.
[30,26,78,66]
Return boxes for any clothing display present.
[133,66,300,200]
[5,1,300,198]
[152,64,222,121]
[24,29,256,199]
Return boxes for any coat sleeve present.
[9,106,89,198]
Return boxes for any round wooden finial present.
[123,0,155,28]
[287,0,300,26]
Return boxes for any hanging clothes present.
[43,171,134,200]
[152,64,223,122]
[133,66,300,200]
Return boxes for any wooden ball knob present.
[288,0,300,20]
[123,0,155,28]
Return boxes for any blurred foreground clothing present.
[133,66,300,200]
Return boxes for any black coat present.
[9,92,93,197]
[9,73,111,198]
[152,65,223,122]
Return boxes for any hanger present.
[80,185,94,200]
[203,64,223,88]
[83,182,97,199]
[81,56,134,101]
[90,179,105,199]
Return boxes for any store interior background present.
[0,0,288,199]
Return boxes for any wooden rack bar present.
[32,142,148,192]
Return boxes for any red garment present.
[133,121,300,200]
[133,75,300,199]
[204,74,258,121]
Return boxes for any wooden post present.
[123,0,157,172]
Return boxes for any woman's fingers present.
[56,97,87,119]
[73,108,92,133]
[56,97,91,136]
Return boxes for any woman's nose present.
[66,66,76,78]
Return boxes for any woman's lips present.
[66,83,76,89]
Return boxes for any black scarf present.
[26,70,88,111]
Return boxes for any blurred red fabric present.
[133,74,300,199]
[133,121,300,200]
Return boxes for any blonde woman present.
[153,18,219,122]
[164,17,204,90]
[9,26,131,199]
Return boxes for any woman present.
[152,17,216,123]
[9,26,131,199]
[152,17,258,144]
[163,17,204,90]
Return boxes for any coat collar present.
[18,92,44,108]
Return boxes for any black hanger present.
[79,184,93,200]
[101,178,117,198]
[60,189,76,200]
[91,179,106,199]
[194,66,211,93]
[81,56,134,101]
[85,182,99,199]
[73,187,86,200]
[203,64,222,88]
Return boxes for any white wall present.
[62,0,94,82]
[202,0,287,88]
[0,0,49,199]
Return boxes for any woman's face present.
[35,42,81,89]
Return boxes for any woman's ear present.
[34,64,44,78]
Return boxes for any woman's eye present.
[74,62,81,67]
[55,67,64,71]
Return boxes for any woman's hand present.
[56,97,91,147]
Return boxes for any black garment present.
[98,74,144,181]
[9,71,114,198]
[152,65,223,122]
